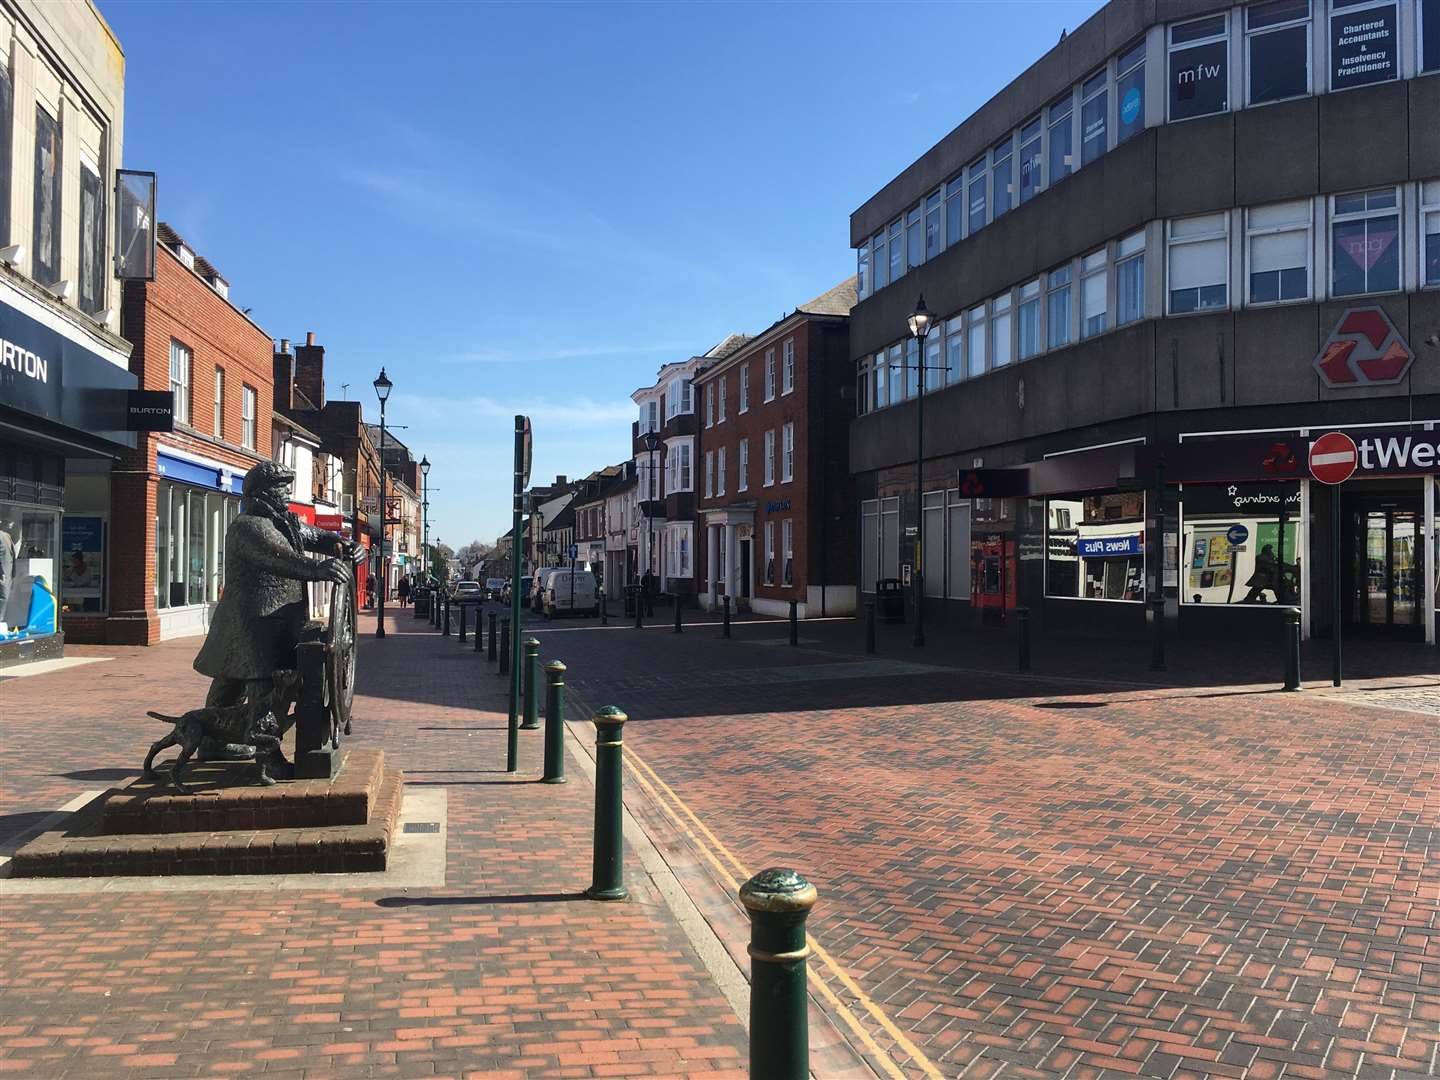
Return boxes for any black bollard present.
[646,590,654,618]
[722,595,731,639]
[498,617,511,677]
[488,611,498,661]
[542,660,567,784]
[864,600,876,655]
[1016,605,1031,671]
[633,590,643,630]
[474,606,484,652]
[442,597,451,636]
[600,587,608,626]
[521,638,541,730]
[1282,606,1302,691]
[457,603,467,643]
[740,868,817,1080]
[1149,595,1166,672]
[788,599,798,646]
[673,596,683,634]
[586,706,628,901]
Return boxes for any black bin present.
[876,578,905,623]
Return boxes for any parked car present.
[452,580,484,603]
[500,576,531,605]
[530,567,563,612]
[484,577,507,599]
[543,568,599,619]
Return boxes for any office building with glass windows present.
[849,0,1439,647]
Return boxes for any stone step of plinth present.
[11,769,405,878]
[102,748,385,834]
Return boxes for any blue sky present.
[104,0,1102,546]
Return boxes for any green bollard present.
[586,706,628,901]
[740,868,817,1080]
[542,660,567,784]
[498,617,511,677]
[521,638,541,730]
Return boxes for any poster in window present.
[1169,41,1228,120]
[32,105,61,285]
[1116,68,1145,142]
[1330,4,1397,89]
[61,516,104,600]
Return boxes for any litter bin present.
[414,589,431,617]
[624,584,640,617]
[876,578,905,623]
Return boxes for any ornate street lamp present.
[907,296,935,648]
[419,454,430,580]
[373,367,392,638]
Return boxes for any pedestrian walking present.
[397,575,411,608]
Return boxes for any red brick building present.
[694,279,857,618]
[63,224,275,644]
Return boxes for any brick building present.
[695,280,857,618]
[65,224,273,644]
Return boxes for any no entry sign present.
[1309,431,1358,485]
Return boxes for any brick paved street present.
[528,606,1440,1080]
[0,612,749,1079]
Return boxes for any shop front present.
[152,450,244,640]
[1,283,136,666]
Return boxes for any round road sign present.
[1226,524,1249,546]
[1309,431,1358,485]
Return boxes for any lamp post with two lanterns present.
[373,368,392,639]
[419,455,431,580]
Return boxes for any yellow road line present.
[621,747,945,1080]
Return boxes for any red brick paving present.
[540,616,1439,1080]
[0,613,746,1078]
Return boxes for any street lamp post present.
[420,455,431,580]
[907,295,935,649]
[373,368,393,639]
[643,430,660,593]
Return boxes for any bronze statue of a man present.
[193,461,363,767]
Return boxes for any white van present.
[530,567,561,612]
[544,569,598,618]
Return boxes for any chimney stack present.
[294,335,326,410]
[273,341,295,412]
[306,331,316,346]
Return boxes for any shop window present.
[1115,39,1146,143]
[1,501,60,629]
[1080,70,1107,166]
[856,240,870,300]
[764,520,776,585]
[991,292,1013,368]
[1081,249,1108,337]
[1169,14,1229,122]
[1018,117,1042,204]
[992,136,1013,220]
[1329,0,1399,91]
[1045,493,1146,601]
[925,189,943,260]
[859,497,901,592]
[924,333,943,392]
[1047,265,1072,349]
[0,59,11,246]
[170,340,192,425]
[872,229,888,291]
[782,518,793,586]
[1181,482,1301,606]
[78,162,105,316]
[242,384,257,450]
[1248,0,1311,105]
[1247,199,1311,303]
[1331,187,1399,296]
[1168,212,1229,314]
[966,305,986,378]
[906,204,923,270]
[1424,0,1440,71]
[945,176,965,247]
[1018,280,1042,360]
[1422,180,1440,287]
[1048,91,1073,186]
[946,490,972,601]
[922,491,945,598]
[32,104,61,285]
[1116,231,1147,325]
[967,157,987,233]
[944,317,963,384]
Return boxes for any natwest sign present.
[1313,307,1413,387]
[1341,429,1440,475]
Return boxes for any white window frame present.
[924,187,944,261]
[991,292,1013,368]
[704,450,714,498]
[906,202,924,270]
[782,518,794,587]
[967,156,987,234]
[1166,212,1231,315]
[1046,265,1073,350]
[1047,89,1075,187]
[966,304,987,379]
[888,217,904,285]
[241,384,257,450]
[1115,230,1147,325]
[1167,14,1230,124]
[1079,68,1109,166]
[1080,249,1108,338]
[782,338,795,395]
[170,339,192,425]
[1245,0,1313,107]
[857,240,871,301]
[739,364,750,413]
[1017,115,1043,205]
[763,429,776,487]
[679,442,692,490]
[764,348,776,401]
[1423,0,1440,73]
[718,374,727,422]
[717,446,726,496]
[704,382,714,427]
[738,438,749,491]
[872,229,888,292]
[782,422,794,483]
[944,316,964,384]
[1329,185,1402,298]
[764,520,776,586]
[213,367,224,439]
[1328,0,1401,93]
[1245,199,1313,305]
[1017,280,1041,361]
[1422,179,1440,288]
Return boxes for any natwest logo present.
[1313,307,1413,387]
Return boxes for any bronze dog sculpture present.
[143,705,284,794]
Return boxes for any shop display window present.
[154,481,240,610]
[1045,492,1146,601]
[1180,482,1302,606]
[0,501,59,633]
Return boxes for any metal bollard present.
[600,587,608,626]
[442,598,451,636]
[1282,606,1302,691]
[740,868,817,1080]
[1016,605,1031,671]
[521,638,541,729]
[498,617,511,677]
[673,597,683,634]
[585,706,628,901]
[633,591,643,630]
[542,661,567,784]
[488,611,498,661]
[457,603,467,643]
[788,599,798,646]
[474,607,484,652]
[722,594,731,639]
[864,600,876,655]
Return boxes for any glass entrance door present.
[1350,502,1424,636]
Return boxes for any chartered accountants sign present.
[1313,307,1412,387]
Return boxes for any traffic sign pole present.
[1309,432,1355,687]
[1331,487,1342,687]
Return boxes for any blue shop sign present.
[1078,534,1142,557]
[765,498,791,513]
[157,451,244,494]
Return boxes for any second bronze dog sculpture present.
[143,704,284,794]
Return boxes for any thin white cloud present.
[438,341,689,366]
[403,392,637,427]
